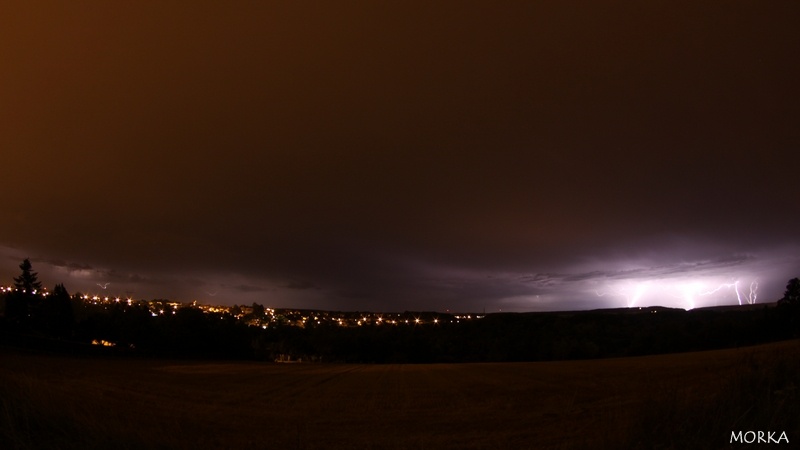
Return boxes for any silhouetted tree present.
[13,258,43,294]
[778,278,800,307]
[6,259,43,325]
[777,277,800,336]
[44,283,74,337]
[252,302,265,317]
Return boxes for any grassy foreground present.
[1,340,798,449]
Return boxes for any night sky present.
[2,1,799,312]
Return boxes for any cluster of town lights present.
[1,286,48,296]
[2,286,484,328]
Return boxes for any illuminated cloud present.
[507,251,798,310]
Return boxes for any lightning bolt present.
[748,280,758,304]
[598,281,651,307]
[597,277,759,309]
[727,280,759,305]
[693,279,760,308]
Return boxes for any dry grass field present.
[2,340,798,449]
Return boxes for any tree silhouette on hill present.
[13,258,42,294]
[778,277,800,335]
[44,283,74,337]
[778,278,800,306]
[6,259,43,324]
[4,259,74,336]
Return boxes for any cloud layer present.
[1,2,798,311]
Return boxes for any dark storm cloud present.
[45,260,94,273]
[285,281,320,291]
[519,254,758,286]
[228,284,270,294]
[1,2,798,311]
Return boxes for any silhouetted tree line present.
[2,259,799,362]
[2,259,74,339]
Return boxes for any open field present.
[2,340,799,449]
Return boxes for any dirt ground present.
[2,340,798,449]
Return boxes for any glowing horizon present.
[595,276,760,310]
